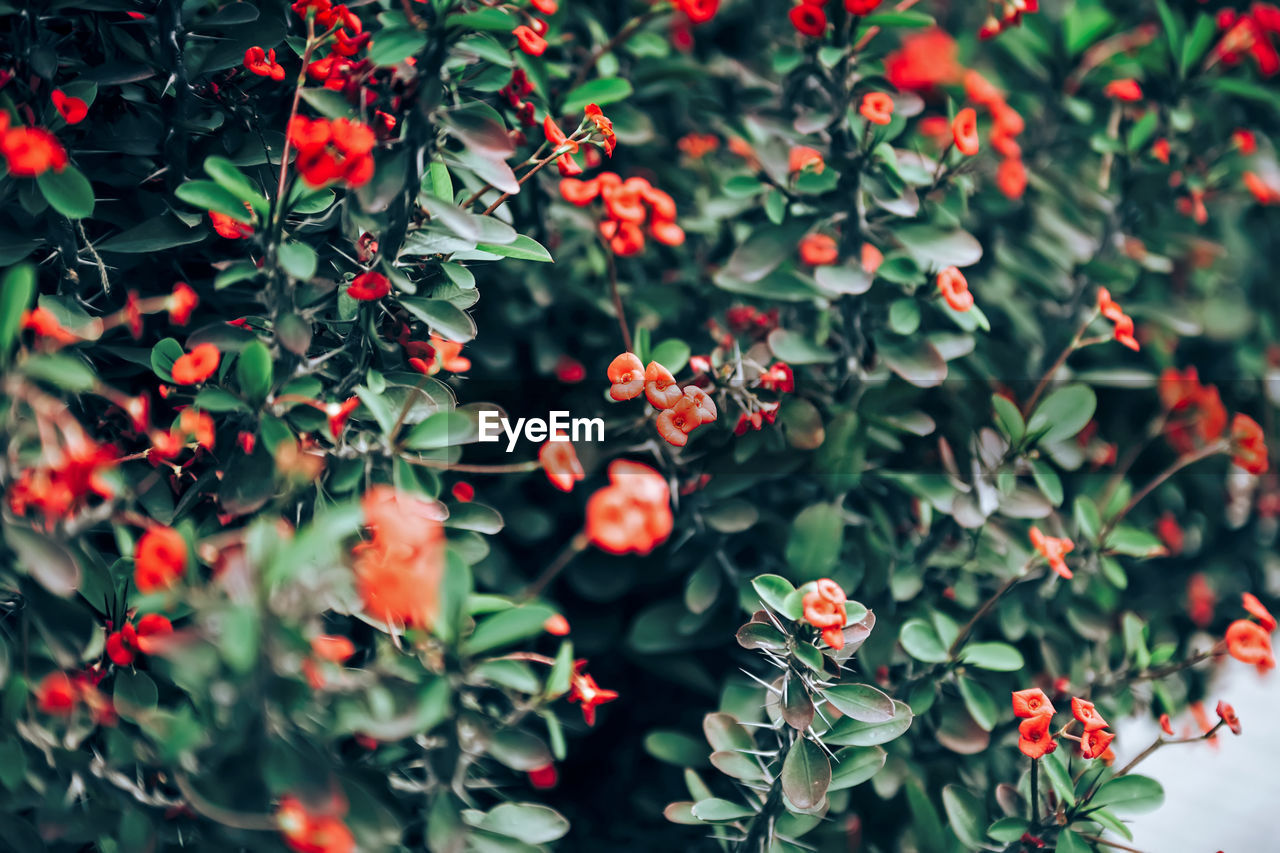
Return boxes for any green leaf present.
[899,619,947,663]
[644,731,706,766]
[822,684,895,723]
[369,27,426,66]
[98,215,207,253]
[404,411,473,450]
[150,338,184,383]
[113,670,158,719]
[299,87,352,119]
[36,166,94,219]
[750,574,798,618]
[236,340,272,404]
[1027,384,1096,445]
[987,817,1031,843]
[487,729,551,771]
[1056,829,1092,853]
[1031,459,1063,506]
[400,297,477,343]
[781,737,830,810]
[827,746,886,791]
[477,803,569,845]
[562,77,634,114]
[1074,495,1102,541]
[767,328,836,364]
[1105,525,1165,557]
[204,156,269,214]
[956,676,998,732]
[941,785,987,851]
[894,225,982,269]
[781,670,815,730]
[824,700,913,746]
[906,782,946,853]
[785,504,844,580]
[444,502,504,535]
[0,263,36,364]
[1091,775,1164,815]
[462,604,555,655]
[960,641,1025,671]
[992,393,1025,443]
[690,798,754,822]
[278,241,318,281]
[175,180,251,221]
[649,339,691,374]
[474,234,553,262]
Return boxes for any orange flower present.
[1079,728,1115,759]
[21,307,79,345]
[169,283,199,325]
[584,104,616,156]
[937,266,973,312]
[277,796,355,853]
[287,116,375,188]
[1070,697,1109,732]
[585,460,672,555]
[539,438,585,492]
[788,145,824,175]
[244,46,286,80]
[682,386,718,422]
[656,395,703,447]
[1030,527,1074,579]
[861,243,883,274]
[560,177,600,206]
[1230,413,1268,474]
[34,672,78,715]
[1216,700,1242,735]
[644,361,683,409]
[1151,138,1170,164]
[347,271,389,300]
[964,70,1003,107]
[1242,592,1277,632]
[311,634,356,663]
[426,335,470,373]
[952,108,979,155]
[352,486,444,628]
[1011,688,1055,719]
[134,526,188,593]
[513,24,547,56]
[884,28,960,93]
[1103,79,1143,101]
[860,92,895,125]
[1159,713,1174,736]
[1225,618,1275,669]
[543,614,571,636]
[801,578,848,649]
[760,362,794,393]
[543,115,579,154]
[567,660,619,725]
[109,614,175,664]
[210,209,253,239]
[531,0,558,13]
[1017,714,1056,759]
[799,233,839,266]
[651,219,686,246]
[1187,572,1216,628]
[1243,171,1280,204]
[1096,288,1139,351]
[171,343,221,384]
[607,352,645,401]
[996,156,1027,199]
[51,89,88,124]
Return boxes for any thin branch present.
[603,240,634,353]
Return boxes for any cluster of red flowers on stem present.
[801,579,850,650]
[351,486,444,628]
[962,70,1028,198]
[277,794,354,853]
[1029,527,1075,580]
[1156,366,1269,473]
[1012,689,1115,761]
[584,460,673,555]
[105,614,174,667]
[1097,288,1140,352]
[287,116,376,188]
[1212,3,1280,76]
[1225,592,1276,671]
[560,172,683,256]
[607,353,718,447]
[510,0,559,57]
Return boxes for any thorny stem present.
[948,562,1040,658]
[1022,313,1095,418]
[1101,440,1231,537]
[603,240,634,353]
[460,142,550,210]
[738,734,793,853]
[521,531,589,599]
[480,147,568,217]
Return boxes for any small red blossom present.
[35,672,79,715]
[937,266,974,312]
[134,526,188,593]
[952,108,979,155]
[1242,592,1277,632]
[543,614,571,636]
[789,3,827,37]
[513,25,547,56]
[607,352,645,401]
[51,89,88,124]
[788,145,824,175]
[171,343,221,384]
[451,481,474,503]
[1079,728,1116,759]
[1071,697,1109,732]
[798,233,838,266]
[1230,413,1268,474]
[644,361,683,409]
[801,578,848,650]
[1103,79,1143,101]
[169,283,199,325]
[860,92,894,125]
[1225,618,1275,669]
[567,660,619,726]
[347,271,390,301]
[0,119,68,177]
[1017,714,1056,759]
[244,46,286,80]
[1030,527,1074,579]
[675,0,719,24]
[585,460,673,555]
[1216,701,1242,735]
[1012,688,1055,719]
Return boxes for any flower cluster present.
[1029,527,1074,579]
[585,460,673,555]
[978,0,1041,40]
[106,614,174,667]
[351,486,444,627]
[802,579,849,649]
[606,353,718,447]
[962,70,1028,198]
[560,172,683,256]
[286,116,376,188]
[1225,592,1276,671]
[1097,288,1140,351]
[277,794,354,853]
[1012,689,1115,761]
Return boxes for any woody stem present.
[1113,720,1226,778]
[1101,440,1230,537]
[480,151,562,217]
[948,562,1038,658]
[1029,757,1039,823]
[603,241,634,353]
[521,531,589,599]
[402,457,543,474]
[1022,314,1094,418]
[566,8,665,98]
[272,17,319,234]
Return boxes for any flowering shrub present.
[3,0,1280,851]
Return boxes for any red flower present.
[861,243,883,274]
[1233,128,1258,154]
[1156,512,1183,555]
[544,115,579,155]
[561,177,600,206]
[607,352,645,401]
[134,526,188,593]
[528,763,558,789]
[311,634,356,663]
[799,233,839,266]
[846,0,882,12]
[532,0,558,13]
[675,0,719,24]
[1244,171,1280,205]
[353,486,444,628]
[210,209,253,239]
[244,46,286,80]
[171,343,221,384]
[513,25,547,56]
[585,460,672,555]
[1030,527,1074,579]
[1103,79,1143,101]
[287,116,375,188]
[801,578,848,649]
[327,397,360,436]
[584,104,617,156]
[996,156,1027,199]
[35,672,78,715]
[788,1,827,36]
[651,219,686,246]
[760,363,795,393]
[51,89,88,124]
[567,660,619,725]
[788,145,824,175]
[277,796,355,853]
[682,386,718,422]
[1012,688,1055,719]
[1151,138,1170,164]
[1242,592,1277,632]
[543,614,571,636]
[964,70,1003,107]
[644,361,683,409]
[952,108,979,155]
[1216,700,1242,735]
[656,396,703,447]
[540,439,585,492]
[1096,288,1139,351]
[1159,713,1174,736]
[1230,413,1268,474]
[884,29,960,93]
[133,614,174,654]
[169,283,199,325]
[1225,618,1275,669]
[937,266,974,312]
[347,271,390,300]
[603,219,645,255]
[0,121,69,177]
[1187,573,1216,628]
[1079,728,1116,759]
[1017,714,1056,759]
[859,91,894,125]
[1070,697,1109,732]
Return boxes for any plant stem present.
[174,773,278,832]
[1022,313,1094,417]
[521,532,588,599]
[1029,757,1039,823]
[565,9,665,97]
[948,562,1038,658]
[402,457,543,474]
[1113,720,1225,778]
[603,240,634,353]
[1101,440,1230,537]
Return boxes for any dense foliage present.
[2,0,1279,851]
